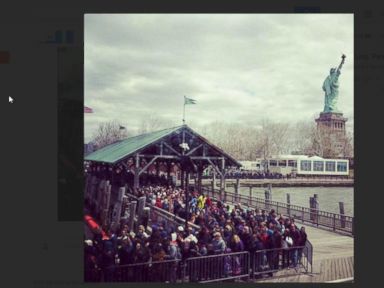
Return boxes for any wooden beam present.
[186,143,203,156]
[138,154,178,159]
[163,141,181,156]
[184,129,196,140]
[121,161,129,169]
[138,156,159,175]
[190,156,225,161]
[207,158,223,177]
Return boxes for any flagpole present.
[183,96,186,124]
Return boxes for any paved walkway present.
[256,225,354,282]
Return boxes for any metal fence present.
[251,245,309,278]
[303,239,313,273]
[88,259,182,282]
[126,192,200,232]
[184,251,250,283]
[86,249,312,283]
[201,187,354,236]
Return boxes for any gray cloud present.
[85,14,353,141]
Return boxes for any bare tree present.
[137,114,177,134]
[289,120,316,155]
[193,117,354,161]
[91,120,128,150]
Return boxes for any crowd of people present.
[84,183,308,282]
[202,168,288,180]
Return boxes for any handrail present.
[201,186,354,236]
[92,248,311,282]
[126,192,200,231]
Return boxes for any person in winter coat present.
[229,234,244,252]
[289,224,301,268]
[212,232,227,254]
[282,229,293,268]
[297,226,307,265]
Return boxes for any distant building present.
[266,154,349,177]
[239,160,263,171]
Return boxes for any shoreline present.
[200,179,354,188]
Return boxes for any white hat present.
[186,234,198,244]
[84,240,93,246]
[285,236,293,246]
[178,226,184,232]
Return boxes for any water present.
[229,186,354,217]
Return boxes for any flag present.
[184,96,196,105]
[84,106,93,113]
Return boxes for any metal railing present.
[184,251,250,283]
[251,245,309,278]
[201,187,354,236]
[86,249,312,283]
[94,259,182,282]
[126,193,200,232]
[303,239,313,273]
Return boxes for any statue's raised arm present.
[337,54,346,73]
[323,54,346,113]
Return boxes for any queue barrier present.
[86,248,311,283]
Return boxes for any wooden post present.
[167,161,172,183]
[128,201,137,232]
[156,161,160,178]
[235,178,240,202]
[101,183,112,228]
[309,197,314,221]
[339,202,346,229]
[89,176,98,212]
[185,172,190,232]
[198,167,203,193]
[111,187,125,229]
[264,186,272,210]
[142,207,150,229]
[287,193,291,217]
[333,214,336,231]
[314,194,319,226]
[181,170,185,190]
[96,180,106,218]
[137,196,146,225]
[220,158,225,202]
[134,154,140,193]
[249,186,252,206]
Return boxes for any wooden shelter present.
[85,124,241,197]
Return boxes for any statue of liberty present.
[322,54,346,113]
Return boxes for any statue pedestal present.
[317,112,347,121]
[315,112,348,158]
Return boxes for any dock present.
[255,224,354,282]
[201,178,354,187]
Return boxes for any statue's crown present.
[330,68,336,73]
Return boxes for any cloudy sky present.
[84,14,353,142]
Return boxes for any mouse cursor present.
[9,96,14,103]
